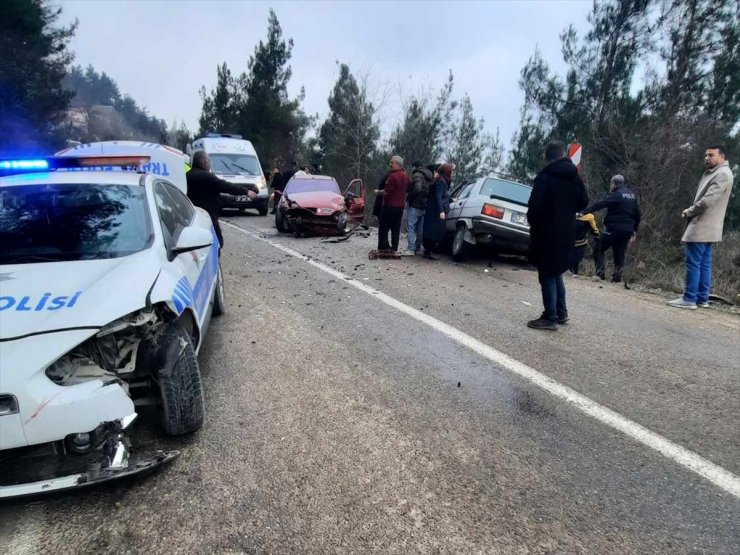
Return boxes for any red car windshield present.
[285,178,340,195]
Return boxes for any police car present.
[0,142,225,498]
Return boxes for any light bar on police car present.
[0,156,151,175]
[0,159,49,171]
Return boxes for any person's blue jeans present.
[538,271,567,322]
[684,242,713,303]
[406,206,425,252]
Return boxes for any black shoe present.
[558,315,569,324]
[422,251,439,260]
[527,317,558,331]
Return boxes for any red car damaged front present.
[275,176,365,235]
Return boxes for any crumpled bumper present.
[0,330,136,450]
[0,414,179,500]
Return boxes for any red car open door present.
[344,178,366,223]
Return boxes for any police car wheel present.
[157,324,205,436]
[213,263,226,316]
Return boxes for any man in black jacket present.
[271,160,297,214]
[404,161,434,255]
[187,151,257,252]
[527,141,589,330]
[579,174,641,282]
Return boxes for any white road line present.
[225,221,740,499]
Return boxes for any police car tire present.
[452,226,471,262]
[213,263,226,316]
[157,324,205,436]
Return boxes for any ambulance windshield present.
[210,153,261,176]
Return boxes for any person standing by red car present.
[375,155,410,252]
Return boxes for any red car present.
[275,175,366,235]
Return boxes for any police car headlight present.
[45,309,159,386]
[257,176,266,189]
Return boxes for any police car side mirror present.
[172,226,213,256]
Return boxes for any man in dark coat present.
[526,141,589,330]
[186,151,257,252]
[270,161,297,214]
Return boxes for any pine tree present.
[480,128,505,175]
[0,0,77,153]
[705,11,739,125]
[389,72,457,166]
[196,10,308,164]
[651,0,738,120]
[238,9,308,164]
[446,95,497,184]
[318,63,380,186]
[197,62,240,135]
[507,107,549,181]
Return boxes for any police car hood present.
[0,249,160,340]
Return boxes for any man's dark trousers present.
[538,270,567,323]
[595,230,631,282]
[378,207,404,251]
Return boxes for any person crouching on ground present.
[570,212,600,275]
[375,155,410,252]
[526,141,589,330]
[422,163,453,260]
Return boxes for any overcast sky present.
[60,0,591,147]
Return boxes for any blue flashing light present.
[0,159,49,171]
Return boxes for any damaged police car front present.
[0,144,224,498]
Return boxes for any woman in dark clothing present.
[422,163,453,259]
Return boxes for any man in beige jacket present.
[668,145,734,309]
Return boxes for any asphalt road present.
[1,213,738,554]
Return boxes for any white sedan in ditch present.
[0,154,225,498]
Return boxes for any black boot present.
[527,316,558,330]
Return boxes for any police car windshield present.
[285,178,340,195]
[0,184,153,264]
[210,154,260,176]
[480,178,531,206]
